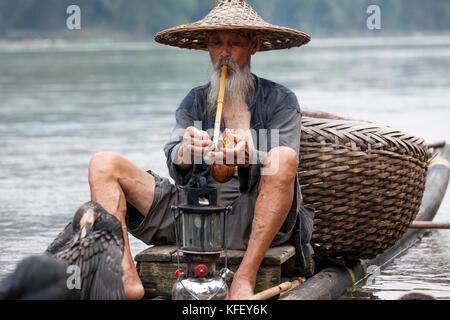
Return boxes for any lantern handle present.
[223,205,232,270]
[171,205,182,271]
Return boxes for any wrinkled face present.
[206,30,261,71]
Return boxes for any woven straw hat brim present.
[154,0,311,51]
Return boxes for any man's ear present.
[250,34,262,55]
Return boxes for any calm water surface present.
[0,36,449,299]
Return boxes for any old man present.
[88,0,315,300]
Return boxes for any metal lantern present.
[171,176,233,300]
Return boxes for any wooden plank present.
[135,241,295,298]
[135,244,295,266]
[260,245,296,265]
[135,245,177,262]
[137,261,282,298]
[189,245,295,266]
[137,261,182,297]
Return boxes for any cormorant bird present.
[1,201,125,300]
[0,255,79,300]
[45,201,126,300]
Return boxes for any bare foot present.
[227,273,254,300]
[121,243,144,300]
[122,263,145,300]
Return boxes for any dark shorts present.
[125,170,181,246]
[125,170,300,250]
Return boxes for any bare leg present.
[227,147,298,299]
[88,151,156,300]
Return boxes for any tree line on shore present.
[0,0,449,39]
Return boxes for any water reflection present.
[341,230,450,300]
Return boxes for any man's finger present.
[187,144,210,154]
[222,144,248,166]
[206,151,225,165]
[221,147,238,165]
[235,139,247,151]
[233,134,240,145]
[191,137,212,147]
[189,127,210,140]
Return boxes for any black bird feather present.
[46,201,126,300]
[0,255,79,300]
[1,201,126,300]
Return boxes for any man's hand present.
[205,131,250,168]
[177,126,212,171]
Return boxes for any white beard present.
[206,59,254,113]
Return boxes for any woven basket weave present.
[298,117,428,260]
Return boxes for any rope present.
[429,157,450,169]
[343,266,356,292]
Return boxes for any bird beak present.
[80,224,92,239]
[79,211,95,239]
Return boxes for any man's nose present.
[220,45,231,59]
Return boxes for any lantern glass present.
[182,211,222,252]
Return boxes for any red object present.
[195,264,209,277]
[174,268,183,277]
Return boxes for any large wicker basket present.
[298,117,428,260]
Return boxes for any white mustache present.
[207,61,254,113]
[214,59,238,73]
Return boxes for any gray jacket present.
[164,74,313,266]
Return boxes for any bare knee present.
[88,151,122,184]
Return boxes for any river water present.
[0,35,449,299]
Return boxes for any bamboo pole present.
[246,219,449,301]
[409,221,450,229]
[246,278,305,300]
[427,141,445,149]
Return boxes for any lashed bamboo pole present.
[427,141,445,149]
[409,221,450,229]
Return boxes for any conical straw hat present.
[154,0,310,51]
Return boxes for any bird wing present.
[45,222,74,255]
[89,244,126,300]
[61,232,125,300]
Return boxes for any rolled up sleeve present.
[164,89,197,185]
[239,90,302,193]
[266,91,302,155]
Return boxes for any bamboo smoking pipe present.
[210,65,236,183]
[212,65,227,150]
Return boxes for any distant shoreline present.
[1,33,449,53]
[1,28,449,43]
